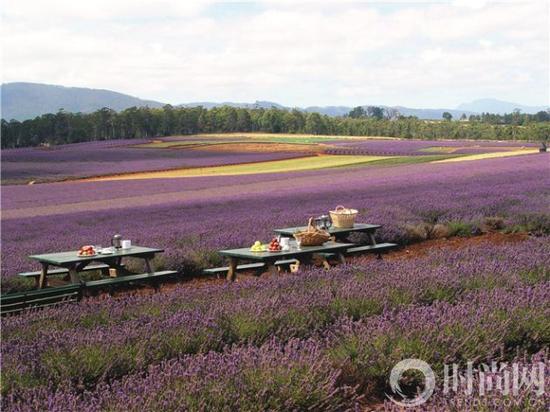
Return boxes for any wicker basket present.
[294,218,332,246]
[329,205,358,228]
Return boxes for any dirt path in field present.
[83,232,530,301]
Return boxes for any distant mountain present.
[303,106,352,116]
[1,82,164,121]
[457,98,548,115]
[179,100,285,110]
[3,82,547,121]
[303,105,476,120]
[392,106,477,120]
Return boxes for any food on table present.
[294,218,331,246]
[250,241,266,252]
[78,245,96,256]
[268,238,282,252]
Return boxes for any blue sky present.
[2,1,549,108]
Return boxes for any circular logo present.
[387,358,436,407]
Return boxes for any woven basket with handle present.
[329,205,358,228]
[293,218,332,246]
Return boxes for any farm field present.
[1,133,539,184]
[0,138,308,184]
[1,135,549,410]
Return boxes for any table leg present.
[105,257,128,277]
[334,233,346,242]
[337,253,346,265]
[368,232,377,246]
[144,258,154,275]
[266,261,278,276]
[227,257,238,281]
[68,266,80,284]
[38,263,49,289]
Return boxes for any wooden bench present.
[18,263,116,287]
[321,243,398,259]
[346,242,399,256]
[84,270,179,291]
[203,259,298,277]
[1,284,82,316]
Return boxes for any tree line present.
[2,105,549,149]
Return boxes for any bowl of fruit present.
[267,238,282,253]
[77,245,96,257]
[250,241,266,252]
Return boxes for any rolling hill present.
[1,82,164,121]
[456,98,547,115]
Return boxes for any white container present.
[121,240,132,249]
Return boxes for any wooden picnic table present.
[28,246,163,289]
[274,223,381,245]
[219,241,354,281]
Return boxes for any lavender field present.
[1,140,549,410]
[2,135,538,184]
[2,240,549,410]
[2,153,549,290]
[0,139,306,184]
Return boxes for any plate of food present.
[249,241,266,252]
[77,245,96,257]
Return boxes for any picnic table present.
[219,241,355,281]
[274,223,381,244]
[274,223,397,257]
[28,246,164,289]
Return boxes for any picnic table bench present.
[1,284,82,315]
[28,246,175,289]
[219,241,354,281]
[18,263,118,288]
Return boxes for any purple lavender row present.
[1,150,304,184]
[3,282,548,411]
[2,152,545,210]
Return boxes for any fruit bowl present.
[267,238,282,253]
[77,245,96,257]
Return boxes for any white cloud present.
[1,0,548,107]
